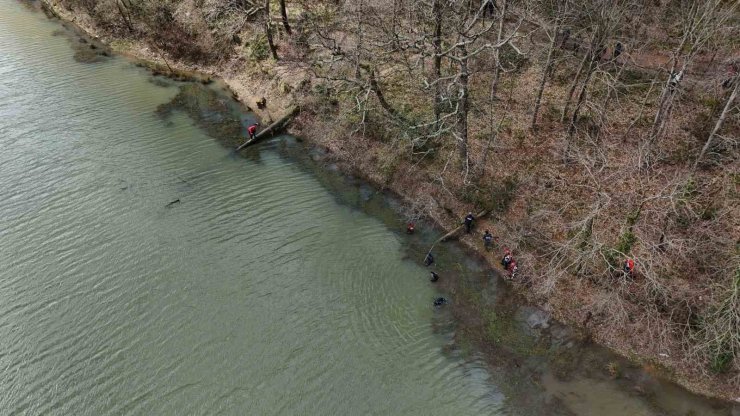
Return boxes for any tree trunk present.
[531,23,558,130]
[489,0,508,100]
[278,0,291,34]
[566,58,597,140]
[561,48,590,123]
[649,74,677,142]
[116,0,134,32]
[648,9,694,145]
[560,31,596,123]
[438,211,488,242]
[235,107,300,151]
[432,0,443,132]
[423,210,489,263]
[368,69,406,122]
[458,43,470,173]
[649,64,687,146]
[354,0,364,78]
[692,75,739,171]
[594,61,626,141]
[622,74,659,141]
[264,0,279,60]
[480,115,505,171]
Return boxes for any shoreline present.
[34,0,737,404]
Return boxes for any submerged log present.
[235,106,300,151]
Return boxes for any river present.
[0,1,735,415]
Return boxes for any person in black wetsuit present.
[464,212,475,233]
[482,0,496,17]
[424,252,434,266]
[430,271,440,282]
[613,42,623,59]
[433,297,447,307]
[482,230,493,250]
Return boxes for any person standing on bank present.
[623,258,635,276]
[247,122,260,140]
[483,230,493,250]
[464,212,475,234]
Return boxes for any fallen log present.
[423,210,488,262]
[235,106,300,151]
[438,210,488,243]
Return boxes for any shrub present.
[499,43,530,72]
[710,348,733,374]
[490,176,518,214]
[618,68,656,94]
[246,34,270,61]
[615,229,637,254]
[695,269,740,375]
[458,179,514,214]
[602,227,637,270]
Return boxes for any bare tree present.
[488,0,508,100]
[562,0,630,157]
[560,32,594,123]
[531,0,570,130]
[279,0,291,34]
[264,0,279,60]
[456,39,471,174]
[116,0,136,32]
[430,0,444,133]
[439,1,523,176]
[693,268,740,379]
[648,0,736,147]
[692,73,739,172]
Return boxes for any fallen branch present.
[423,210,488,261]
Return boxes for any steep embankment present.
[35,0,739,402]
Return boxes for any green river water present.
[0,1,736,415]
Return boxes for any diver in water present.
[424,252,435,266]
[433,297,447,307]
[430,271,440,282]
[406,222,415,234]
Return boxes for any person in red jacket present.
[406,222,415,234]
[508,260,518,279]
[501,248,513,270]
[623,258,635,275]
[247,123,260,140]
